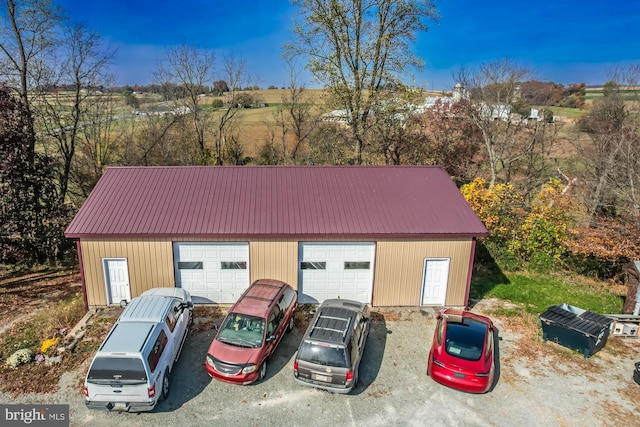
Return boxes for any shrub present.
[5,348,33,368]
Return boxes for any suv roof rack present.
[240,281,284,307]
[308,306,355,343]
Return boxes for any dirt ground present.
[0,269,81,334]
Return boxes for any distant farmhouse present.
[323,83,553,125]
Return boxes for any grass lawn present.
[470,270,623,316]
[546,106,587,119]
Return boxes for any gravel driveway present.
[2,304,639,427]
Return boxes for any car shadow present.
[488,326,502,393]
[350,311,387,396]
[154,307,224,412]
[262,320,304,383]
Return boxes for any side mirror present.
[213,324,219,331]
[119,299,128,308]
[266,335,276,343]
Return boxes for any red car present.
[427,308,495,393]
[205,279,297,385]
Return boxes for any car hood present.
[207,339,263,365]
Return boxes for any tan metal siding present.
[249,239,299,289]
[79,237,473,307]
[373,239,472,306]
[80,239,175,306]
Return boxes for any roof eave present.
[65,232,488,240]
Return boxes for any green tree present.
[288,0,439,164]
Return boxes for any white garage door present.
[174,242,249,304]
[298,243,375,304]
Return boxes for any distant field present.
[34,88,589,162]
[585,86,640,100]
[546,106,587,119]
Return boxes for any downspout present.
[463,238,477,309]
[76,240,89,312]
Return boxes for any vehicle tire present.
[258,360,267,382]
[161,371,170,400]
[288,316,295,332]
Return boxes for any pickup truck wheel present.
[258,361,267,382]
[161,371,170,400]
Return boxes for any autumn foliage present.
[462,178,580,271]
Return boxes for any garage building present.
[65,166,487,307]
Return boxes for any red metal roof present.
[64,166,488,239]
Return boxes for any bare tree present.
[121,113,189,166]
[38,21,115,203]
[576,64,640,223]
[288,0,439,164]
[70,90,123,199]
[154,44,215,163]
[0,0,63,158]
[265,59,319,164]
[455,58,558,190]
[213,55,252,165]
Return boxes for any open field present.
[585,86,640,100]
[32,87,593,164]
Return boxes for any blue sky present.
[58,0,640,90]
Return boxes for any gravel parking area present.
[2,304,639,427]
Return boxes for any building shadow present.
[467,242,510,309]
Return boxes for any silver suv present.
[84,288,193,412]
[293,299,370,394]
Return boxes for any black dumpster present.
[539,303,613,358]
[634,362,640,385]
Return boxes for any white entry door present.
[103,258,131,305]
[421,258,450,306]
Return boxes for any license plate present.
[113,402,128,411]
[453,372,465,379]
[314,374,329,382]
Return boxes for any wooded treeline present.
[1,0,639,280]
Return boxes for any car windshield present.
[297,341,349,368]
[87,356,147,384]
[216,313,265,348]
[444,318,487,361]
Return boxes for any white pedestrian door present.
[104,258,131,305]
[421,258,450,306]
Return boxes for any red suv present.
[205,279,297,384]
